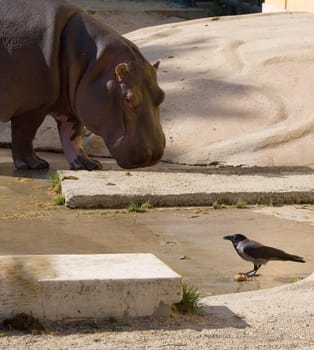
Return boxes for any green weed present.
[212,201,226,209]
[236,199,247,209]
[173,283,201,314]
[127,202,152,213]
[289,277,303,284]
[53,194,65,206]
[267,198,274,207]
[49,172,61,193]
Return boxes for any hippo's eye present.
[124,91,139,109]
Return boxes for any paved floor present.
[0,149,313,296]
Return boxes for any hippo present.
[0,0,165,170]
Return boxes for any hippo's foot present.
[55,114,103,171]
[14,153,50,170]
[70,155,102,170]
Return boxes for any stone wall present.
[263,0,314,13]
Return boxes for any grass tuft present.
[267,198,274,207]
[126,202,153,213]
[173,283,201,314]
[53,194,65,206]
[236,199,247,209]
[49,172,61,193]
[212,201,226,209]
[49,172,64,205]
[289,277,303,284]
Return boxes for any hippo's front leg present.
[11,112,50,169]
[55,114,102,170]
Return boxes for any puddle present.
[0,150,313,296]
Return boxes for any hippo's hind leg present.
[55,114,102,170]
[11,111,49,169]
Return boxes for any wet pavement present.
[0,149,313,297]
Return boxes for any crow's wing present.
[243,244,305,262]
[243,245,282,259]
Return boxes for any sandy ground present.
[126,12,314,167]
[0,276,313,349]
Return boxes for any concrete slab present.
[145,8,209,19]
[0,254,182,321]
[59,170,314,208]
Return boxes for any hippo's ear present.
[115,63,128,82]
[153,61,160,70]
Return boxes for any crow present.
[223,233,305,276]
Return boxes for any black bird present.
[223,233,305,276]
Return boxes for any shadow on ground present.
[0,305,249,336]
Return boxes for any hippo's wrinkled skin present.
[0,0,165,170]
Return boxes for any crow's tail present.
[284,254,306,263]
[267,247,306,263]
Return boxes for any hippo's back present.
[0,0,80,121]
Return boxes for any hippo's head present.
[77,59,165,169]
[106,60,166,168]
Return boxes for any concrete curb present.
[0,254,182,322]
[203,272,314,323]
[144,8,209,19]
[59,170,314,208]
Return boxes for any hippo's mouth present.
[110,109,129,151]
[106,109,165,169]
[109,133,164,169]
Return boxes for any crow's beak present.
[223,235,233,241]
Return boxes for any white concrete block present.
[59,170,314,208]
[0,254,182,321]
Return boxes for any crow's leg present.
[245,264,261,277]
